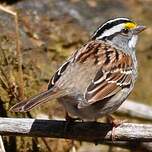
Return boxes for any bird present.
[10,17,146,122]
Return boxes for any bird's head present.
[92,17,146,50]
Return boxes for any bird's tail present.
[10,88,66,112]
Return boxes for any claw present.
[106,115,126,142]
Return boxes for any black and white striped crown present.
[92,17,134,40]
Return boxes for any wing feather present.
[77,41,134,108]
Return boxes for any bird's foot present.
[106,115,127,142]
[64,113,80,134]
[65,113,81,149]
[65,113,79,123]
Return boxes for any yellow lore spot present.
[124,22,137,29]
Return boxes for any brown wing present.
[48,61,71,89]
[75,40,134,108]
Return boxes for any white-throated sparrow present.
[10,17,146,121]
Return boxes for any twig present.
[40,138,52,152]
[0,136,5,152]
[0,5,24,100]
[0,67,10,90]
[0,67,18,100]
[14,11,24,100]
[0,118,152,142]
[118,99,152,121]
[0,73,9,90]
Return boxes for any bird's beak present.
[133,25,146,34]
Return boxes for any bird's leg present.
[65,112,78,122]
[65,113,80,150]
[64,112,80,133]
[64,113,75,143]
[106,115,126,142]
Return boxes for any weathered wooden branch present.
[0,117,152,143]
[118,99,152,121]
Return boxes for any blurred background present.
[0,0,152,152]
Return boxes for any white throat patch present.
[129,35,138,48]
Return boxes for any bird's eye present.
[122,29,129,34]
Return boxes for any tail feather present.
[10,89,66,112]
